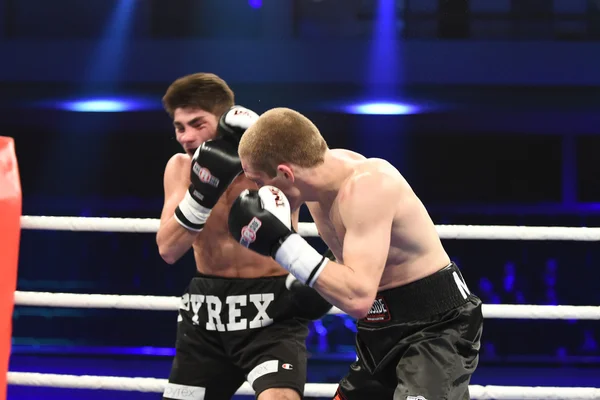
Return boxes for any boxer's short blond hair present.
[239,107,328,177]
[162,72,234,118]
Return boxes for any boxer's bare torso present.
[306,149,450,291]
[165,154,287,278]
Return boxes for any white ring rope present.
[7,372,600,399]
[13,291,600,319]
[19,215,600,241]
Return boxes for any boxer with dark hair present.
[227,107,484,400]
[157,76,332,400]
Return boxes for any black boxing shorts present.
[334,262,483,400]
[163,273,309,400]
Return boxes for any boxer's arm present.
[312,174,397,318]
[228,181,391,319]
[156,154,200,264]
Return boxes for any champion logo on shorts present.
[281,363,293,370]
[363,296,391,323]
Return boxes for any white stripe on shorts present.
[163,382,206,400]
[247,360,279,387]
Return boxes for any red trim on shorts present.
[334,388,347,400]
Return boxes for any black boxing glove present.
[285,248,335,319]
[217,105,259,147]
[228,186,329,287]
[174,138,242,232]
[286,274,333,320]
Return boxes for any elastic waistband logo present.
[363,296,391,322]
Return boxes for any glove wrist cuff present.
[174,191,212,232]
[274,233,329,287]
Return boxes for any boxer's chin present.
[186,148,197,157]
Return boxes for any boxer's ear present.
[277,164,295,183]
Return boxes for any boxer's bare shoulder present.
[163,153,191,188]
[337,160,401,225]
[160,154,192,226]
[330,148,366,162]
[306,157,401,263]
[166,152,191,170]
[334,156,449,289]
[334,158,404,218]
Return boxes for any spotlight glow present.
[248,0,262,8]
[49,97,160,112]
[63,100,131,112]
[345,102,417,115]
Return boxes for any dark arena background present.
[2,0,600,399]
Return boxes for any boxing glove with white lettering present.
[228,186,330,288]
[217,105,259,148]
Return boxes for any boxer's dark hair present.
[162,73,235,118]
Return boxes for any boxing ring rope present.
[13,291,600,320]
[11,215,600,399]
[7,372,600,399]
[19,215,600,241]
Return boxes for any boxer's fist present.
[229,186,329,287]
[189,138,242,209]
[228,186,293,257]
[218,105,259,147]
[286,274,333,320]
[175,138,242,231]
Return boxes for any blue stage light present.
[62,99,131,112]
[248,0,262,8]
[344,102,418,115]
[48,97,159,112]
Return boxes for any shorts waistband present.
[361,262,472,324]
[188,271,291,299]
[194,271,288,282]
